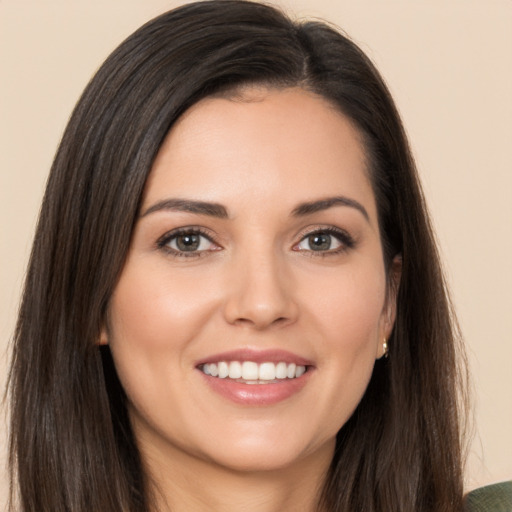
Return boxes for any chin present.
[199,433,336,474]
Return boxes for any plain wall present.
[1,0,511,506]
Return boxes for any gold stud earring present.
[382,338,389,358]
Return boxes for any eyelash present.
[156,226,356,258]
[156,227,220,258]
[293,226,356,257]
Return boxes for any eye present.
[157,228,220,256]
[294,228,354,254]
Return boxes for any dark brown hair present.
[8,1,468,511]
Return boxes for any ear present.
[98,324,109,346]
[377,254,402,359]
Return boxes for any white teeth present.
[258,362,276,380]
[218,361,229,378]
[242,361,259,380]
[200,361,308,381]
[207,363,218,377]
[229,361,242,379]
[275,362,287,379]
[295,365,306,377]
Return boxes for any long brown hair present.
[8,1,468,510]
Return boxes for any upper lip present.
[196,348,314,367]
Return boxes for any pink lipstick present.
[196,348,314,406]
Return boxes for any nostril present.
[222,277,299,329]
[229,315,292,330]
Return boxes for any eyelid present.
[156,226,222,257]
[292,225,356,253]
[155,224,355,258]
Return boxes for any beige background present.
[1,0,511,506]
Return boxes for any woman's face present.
[103,87,398,475]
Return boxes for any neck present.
[139,436,333,512]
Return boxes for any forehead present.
[144,87,376,221]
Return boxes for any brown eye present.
[175,233,201,251]
[159,229,218,255]
[294,227,356,255]
[296,231,342,252]
[307,233,332,251]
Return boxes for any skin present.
[102,87,400,512]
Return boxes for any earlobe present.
[378,338,389,359]
[377,254,402,359]
[376,338,389,360]
[98,326,109,346]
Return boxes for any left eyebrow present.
[140,198,229,219]
[291,196,370,222]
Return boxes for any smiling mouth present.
[199,361,307,383]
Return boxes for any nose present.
[222,249,299,330]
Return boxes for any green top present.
[465,482,512,512]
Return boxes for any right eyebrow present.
[140,198,229,219]
[291,196,370,223]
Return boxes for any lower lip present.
[198,370,312,406]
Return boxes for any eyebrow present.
[292,196,369,222]
[141,198,228,218]
[141,195,369,222]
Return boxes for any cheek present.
[105,261,215,434]
[105,258,229,422]
[108,259,219,351]
[298,262,386,425]
[305,261,386,348]
[105,263,195,404]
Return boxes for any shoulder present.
[464,481,512,512]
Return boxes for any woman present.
[7,1,468,511]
